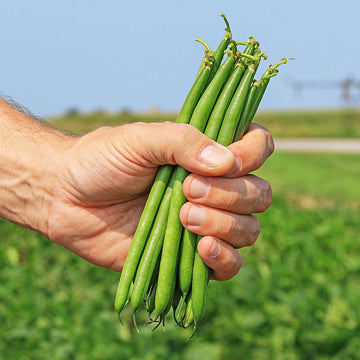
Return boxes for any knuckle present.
[87,125,115,141]
[176,123,198,142]
[231,253,243,276]
[258,180,273,212]
[253,143,265,171]
[253,124,275,158]
[264,182,273,210]
[246,216,260,247]
[264,128,275,157]
[223,215,238,240]
[229,185,242,209]
[246,123,274,161]
[160,123,193,164]
[252,128,275,170]
[252,217,261,242]
[172,124,204,161]
[222,252,242,279]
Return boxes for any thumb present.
[116,122,235,176]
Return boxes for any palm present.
[48,127,160,271]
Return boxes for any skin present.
[0,98,274,282]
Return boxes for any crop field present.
[1,110,360,359]
[48,107,360,138]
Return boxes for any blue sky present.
[1,1,359,117]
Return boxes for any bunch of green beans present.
[115,13,289,333]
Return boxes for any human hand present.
[46,122,273,281]
[181,123,274,280]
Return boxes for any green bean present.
[172,282,182,316]
[233,80,261,141]
[189,47,267,327]
[114,42,214,316]
[178,229,196,299]
[114,13,290,332]
[153,166,187,319]
[234,58,290,141]
[190,235,209,327]
[115,164,174,314]
[147,42,218,319]
[176,41,214,124]
[190,51,237,132]
[204,40,256,140]
[195,13,232,83]
[145,282,157,317]
[130,170,176,312]
[216,48,266,146]
[184,295,194,329]
[207,13,232,83]
[164,271,178,318]
[154,48,238,319]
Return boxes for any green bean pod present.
[184,295,194,329]
[248,80,268,121]
[216,49,264,146]
[130,171,176,312]
[146,45,216,318]
[114,8,291,331]
[234,58,289,141]
[153,166,187,318]
[115,44,215,315]
[189,47,267,327]
[163,272,178,318]
[190,234,210,327]
[233,81,261,141]
[115,164,174,314]
[172,283,183,315]
[155,50,237,317]
[204,41,256,140]
[190,52,237,132]
[145,282,157,316]
[207,13,232,83]
[176,58,213,125]
[178,229,196,299]
[145,253,161,318]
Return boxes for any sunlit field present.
[48,107,360,138]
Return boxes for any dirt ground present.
[274,138,360,153]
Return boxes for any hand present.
[46,121,274,281]
[181,123,274,280]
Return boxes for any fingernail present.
[187,205,206,227]
[199,143,233,168]
[189,177,209,199]
[208,239,221,258]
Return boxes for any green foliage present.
[1,152,360,359]
[47,107,360,138]
[256,152,360,207]
[203,196,360,359]
[49,109,177,135]
[254,108,360,138]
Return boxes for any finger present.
[112,122,235,176]
[183,173,272,214]
[197,236,243,281]
[226,123,274,177]
[180,202,260,249]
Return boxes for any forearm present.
[0,98,73,234]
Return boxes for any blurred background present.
[1,1,360,359]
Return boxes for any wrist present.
[23,133,74,236]
[0,98,75,235]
